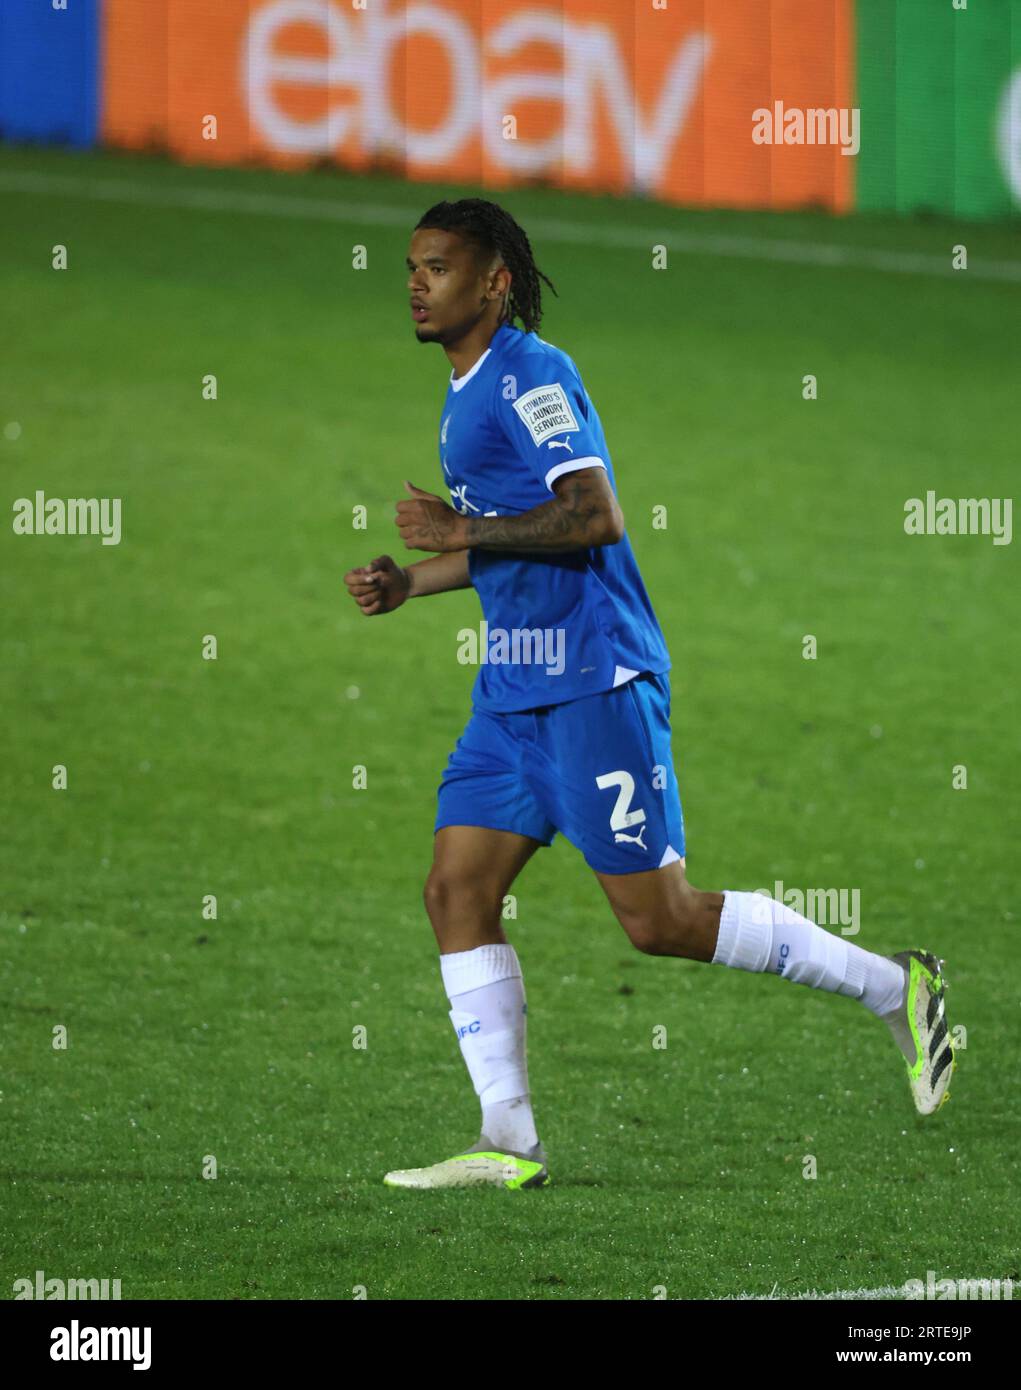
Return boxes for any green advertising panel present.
[856,0,1021,218]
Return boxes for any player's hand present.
[343,555,411,616]
[395,481,468,552]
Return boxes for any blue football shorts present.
[434,671,685,875]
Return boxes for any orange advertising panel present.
[101,0,854,212]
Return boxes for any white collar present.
[450,321,513,389]
[449,346,492,393]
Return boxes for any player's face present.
[406,228,504,345]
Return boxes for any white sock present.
[712,890,906,1016]
[440,944,539,1154]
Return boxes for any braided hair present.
[414,198,558,333]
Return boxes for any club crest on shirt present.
[450,483,480,513]
[511,384,580,446]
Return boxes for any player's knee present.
[422,867,451,923]
[627,920,664,955]
[616,907,670,956]
[423,866,504,928]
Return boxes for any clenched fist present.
[395,480,468,552]
[343,554,411,616]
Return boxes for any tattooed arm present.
[466,467,624,552]
[395,468,625,554]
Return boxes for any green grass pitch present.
[1,144,1018,1300]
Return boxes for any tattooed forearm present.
[465,468,625,552]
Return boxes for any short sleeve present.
[497,367,608,494]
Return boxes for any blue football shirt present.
[438,321,670,713]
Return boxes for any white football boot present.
[881,949,956,1115]
[384,1134,549,1190]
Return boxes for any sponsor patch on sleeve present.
[511,383,580,447]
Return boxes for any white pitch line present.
[2,168,1021,284]
[729,1284,904,1300]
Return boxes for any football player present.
[344,200,954,1190]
